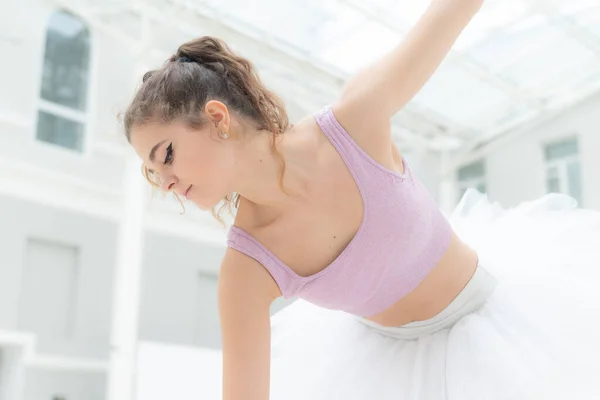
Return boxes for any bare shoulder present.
[218,246,281,308]
[322,100,398,173]
[331,96,392,142]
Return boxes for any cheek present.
[205,156,235,191]
[186,152,232,209]
[182,145,231,186]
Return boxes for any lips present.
[184,185,192,199]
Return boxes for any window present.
[544,137,582,205]
[36,10,90,151]
[457,160,486,201]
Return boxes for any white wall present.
[23,369,105,400]
[0,1,227,398]
[0,195,117,359]
[139,235,225,349]
[457,92,600,210]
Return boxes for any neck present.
[232,127,306,215]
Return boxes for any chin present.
[192,197,222,211]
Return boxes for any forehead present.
[129,122,180,163]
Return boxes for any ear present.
[204,100,230,132]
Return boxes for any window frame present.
[456,159,487,201]
[543,136,583,205]
[33,9,96,155]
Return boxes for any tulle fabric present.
[269,190,600,399]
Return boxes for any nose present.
[160,174,178,192]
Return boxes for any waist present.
[364,232,480,326]
[358,263,498,338]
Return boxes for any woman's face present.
[129,101,236,210]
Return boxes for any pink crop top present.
[227,106,453,317]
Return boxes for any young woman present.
[124,0,600,398]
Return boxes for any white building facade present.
[456,93,600,210]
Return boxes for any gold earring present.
[220,130,229,139]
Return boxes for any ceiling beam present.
[451,1,600,156]
[540,3,600,56]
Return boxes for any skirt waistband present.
[358,264,498,339]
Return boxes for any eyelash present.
[164,143,174,165]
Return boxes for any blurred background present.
[0,0,599,399]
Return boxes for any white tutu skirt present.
[269,190,600,399]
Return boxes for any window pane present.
[458,161,485,180]
[544,138,579,161]
[36,111,84,151]
[547,176,561,193]
[546,166,559,179]
[40,11,90,111]
[567,161,583,205]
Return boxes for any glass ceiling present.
[195,0,600,148]
[92,0,600,150]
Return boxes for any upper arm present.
[334,0,483,147]
[218,248,280,400]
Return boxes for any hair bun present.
[206,61,226,74]
[142,70,156,83]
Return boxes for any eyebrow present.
[149,140,166,163]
